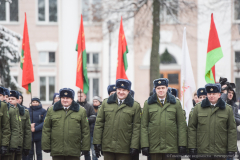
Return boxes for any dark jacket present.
[77,100,96,125]
[90,106,99,137]
[221,93,240,126]
[28,104,47,141]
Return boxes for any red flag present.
[21,13,34,92]
[116,17,128,80]
[76,15,89,94]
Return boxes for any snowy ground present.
[40,140,240,160]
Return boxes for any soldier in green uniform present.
[0,87,11,157]
[8,90,31,160]
[93,79,141,160]
[0,88,19,160]
[141,78,187,160]
[42,88,90,160]
[188,83,237,160]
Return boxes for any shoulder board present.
[134,100,140,105]
[1,101,6,104]
[25,109,29,112]
[226,103,232,109]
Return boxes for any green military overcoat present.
[188,97,237,154]
[141,92,187,153]
[93,93,141,154]
[42,100,90,157]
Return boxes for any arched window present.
[160,48,177,64]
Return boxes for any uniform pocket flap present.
[104,108,114,112]
[198,113,208,117]
[123,110,134,115]
[167,108,176,112]
[52,115,62,119]
[218,114,228,118]
[149,108,158,112]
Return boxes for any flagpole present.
[29,91,36,160]
[182,80,185,110]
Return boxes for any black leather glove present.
[1,146,8,155]
[23,149,30,156]
[130,148,139,156]
[16,146,21,152]
[81,150,89,156]
[9,148,17,153]
[189,148,197,160]
[228,151,235,158]
[142,147,149,156]
[179,146,187,155]
[43,150,51,153]
[94,144,102,158]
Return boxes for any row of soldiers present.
[40,78,238,160]
[0,87,31,160]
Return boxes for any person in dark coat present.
[28,97,47,160]
[52,93,60,105]
[107,84,116,96]
[77,89,96,160]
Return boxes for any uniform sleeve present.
[228,106,237,152]
[9,108,19,149]
[23,111,32,150]
[176,101,187,147]
[233,105,240,126]
[41,109,52,151]
[188,105,198,149]
[141,101,149,148]
[1,104,10,147]
[93,101,105,145]
[80,109,90,151]
[130,103,141,149]
[35,109,47,132]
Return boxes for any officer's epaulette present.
[134,100,140,105]
[1,100,7,104]
[225,103,232,109]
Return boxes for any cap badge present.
[201,90,203,93]
[158,81,161,84]
[113,87,116,89]
[210,88,213,91]
[64,92,68,95]
[10,92,12,94]
[121,84,124,86]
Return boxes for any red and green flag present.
[21,13,34,92]
[205,13,223,83]
[76,15,89,94]
[116,17,128,80]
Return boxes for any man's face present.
[207,93,221,104]
[194,95,198,103]
[31,101,40,106]
[54,96,60,103]
[0,94,4,101]
[4,95,9,103]
[228,90,234,100]
[155,86,168,98]
[19,96,23,104]
[77,93,86,102]
[93,100,100,107]
[9,97,18,106]
[117,88,130,100]
[109,91,116,96]
[61,97,73,107]
[198,95,206,102]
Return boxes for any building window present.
[39,51,55,64]
[160,0,178,24]
[0,0,19,23]
[13,76,18,83]
[39,76,55,102]
[38,0,57,23]
[86,77,99,102]
[234,0,240,21]
[235,51,240,63]
[82,0,102,23]
[87,52,99,65]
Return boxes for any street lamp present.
[107,20,114,85]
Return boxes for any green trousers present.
[52,156,80,160]
[103,152,131,160]
[10,153,21,160]
[150,153,176,160]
